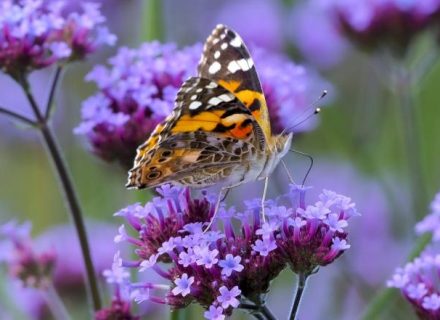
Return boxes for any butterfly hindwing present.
[198,24,271,138]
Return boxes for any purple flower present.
[218,254,244,276]
[416,190,440,240]
[195,247,219,269]
[0,221,56,288]
[75,42,201,168]
[217,286,241,309]
[388,251,440,318]
[270,186,358,274]
[95,298,139,320]
[250,46,331,134]
[113,185,214,264]
[252,238,277,257]
[113,183,358,318]
[289,0,350,69]
[204,305,225,320]
[0,1,115,79]
[333,0,440,54]
[102,251,130,285]
[172,273,194,297]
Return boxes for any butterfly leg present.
[281,159,295,184]
[261,176,269,222]
[203,187,229,233]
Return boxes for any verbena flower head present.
[388,250,440,319]
[113,184,358,319]
[333,0,440,54]
[0,0,116,79]
[0,220,56,288]
[289,0,350,69]
[416,191,440,240]
[76,41,330,168]
[74,42,202,169]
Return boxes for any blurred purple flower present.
[74,42,202,169]
[289,0,350,69]
[215,0,283,51]
[333,0,440,54]
[114,184,357,319]
[2,221,162,319]
[0,221,56,289]
[415,191,440,240]
[251,46,331,134]
[0,0,115,79]
[388,251,440,318]
[76,40,330,168]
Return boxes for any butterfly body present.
[126,25,292,190]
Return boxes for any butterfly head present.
[272,132,293,159]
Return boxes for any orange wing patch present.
[218,79,270,138]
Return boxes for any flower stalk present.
[393,63,427,220]
[42,283,71,320]
[16,72,102,311]
[289,273,309,320]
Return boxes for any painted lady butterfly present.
[126,25,293,210]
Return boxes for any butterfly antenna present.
[281,90,327,135]
[289,148,314,187]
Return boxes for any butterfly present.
[126,24,293,215]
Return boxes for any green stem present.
[44,66,63,120]
[18,74,102,311]
[42,283,71,320]
[394,65,427,220]
[289,273,309,320]
[0,106,37,126]
[142,0,164,41]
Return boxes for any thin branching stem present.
[289,273,309,320]
[17,73,102,311]
[0,107,37,126]
[44,66,63,120]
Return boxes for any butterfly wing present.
[126,77,265,189]
[198,24,272,139]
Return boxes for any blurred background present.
[1,0,440,319]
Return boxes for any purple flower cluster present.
[76,40,329,168]
[388,191,440,318]
[0,0,116,79]
[0,221,56,288]
[416,191,440,240]
[74,42,202,169]
[333,0,440,54]
[387,251,440,318]
[112,184,358,319]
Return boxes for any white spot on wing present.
[221,43,228,50]
[206,82,218,89]
[189,101,202,110]
[214,51,220,59]
[230,36,241,47]
[208,97,222,105]
[190,95,197,101]
[217,94,234,102]
[227,58,254,73]
[196,88,203,93]
[208,61,221,74]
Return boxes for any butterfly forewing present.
[198,24,272,138]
